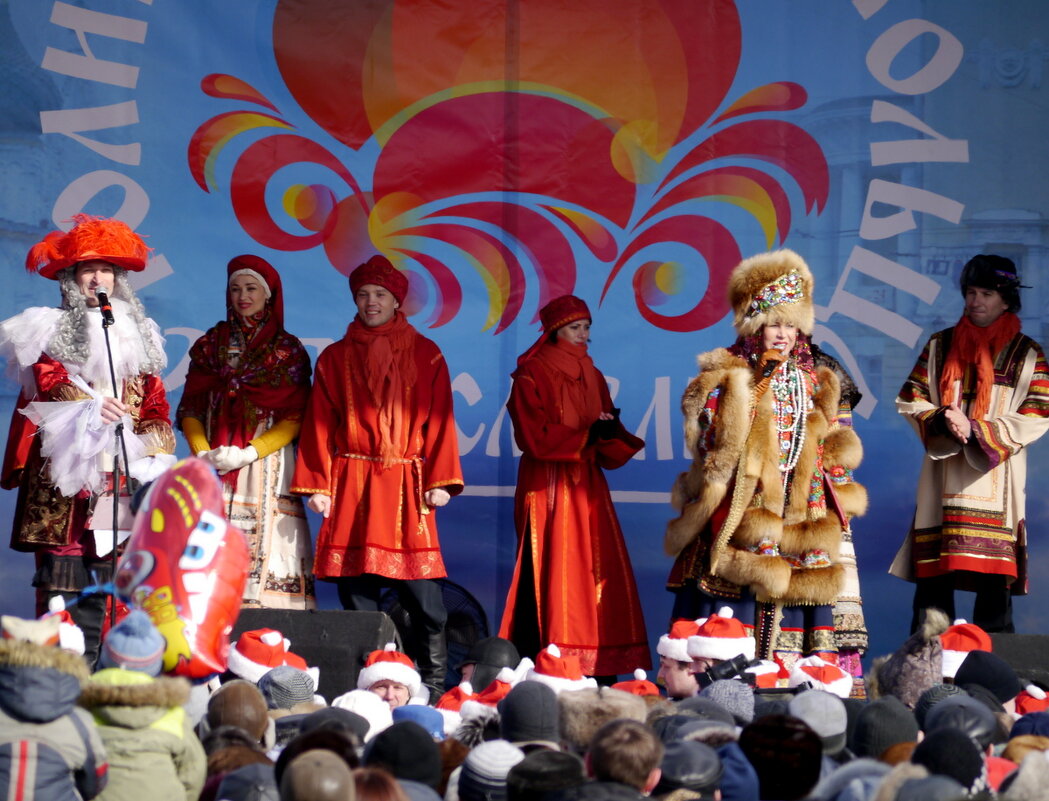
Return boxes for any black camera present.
[695,652,757,688]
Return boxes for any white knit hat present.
[788,655,853,699]
[331,688,393,741]
[356,642,423,700]
[686,607,755,662]
[524,644,598,694]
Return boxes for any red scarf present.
[939,312,1020,419]
[529,340,603,430]
[347,311,418,468]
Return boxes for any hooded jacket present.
[78,668,206,801]
[0,638,108,799]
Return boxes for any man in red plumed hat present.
[292,255,463,699]
[0,215,175,664]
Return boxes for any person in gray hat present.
[498,681,561,752]
[458,740,526,801]
[788,689,852,777]
[506,750,586,801]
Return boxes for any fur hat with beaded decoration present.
[356,642,423,700]
[525,644,598,694]
[228,628,319,685]
[728,248,814,338]
[788,655,854,699]
[687,607,756,662]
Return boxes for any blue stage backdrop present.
[2,0,1049,668]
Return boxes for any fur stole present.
[665,348,867,606]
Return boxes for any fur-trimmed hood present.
[0,638,88,723]
[79,667,191,731]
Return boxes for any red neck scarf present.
[530,340,603,429]
[939,312,1021,418]
[348,311,418,468]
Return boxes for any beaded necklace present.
[770,359,811,488]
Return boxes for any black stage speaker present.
[231,609,399,701]
[989,633,1049,687]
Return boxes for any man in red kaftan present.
[292,256,463,696]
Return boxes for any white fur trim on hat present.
[356,659,422,699]
[687,608,756,662]
[657,633,692,663]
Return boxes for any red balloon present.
[114,457,249,679]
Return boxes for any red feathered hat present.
[26,214,151,279]
[349,255,409,305]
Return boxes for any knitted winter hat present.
[356,642,422,699]
[871,608,948,709]
[913,683,967,730]
[498,680,561,750]
[1011,711,1049,739]
[258,666,316,710]
[676,695,738,727]
[26,214,150,279]
[699,679,754,725]
[99,609,164,675]
[788,655,854,699]
[280,749,354,801]
[44,597,86,656]
[788,690,848,756]
[728,248,815,338]
[457,739,525,801]
[686,607,755,662]
[229,629,316,685]
[299,706,371,745]
[524,645,597,694]
[505,750,586,800]
[393,704,445,740]
[612,668,661,697]
[737,715,822,801]
[911,728,988,794]
[1001,750,1049,801]
[955,649,1023,704]
[939,619,992,679]
[349,255,409,305]
[850,696,918,760]
[655,740,723,796]
[364,720,442,789]
[330,688,394,741]
[539,295,591,333]
[657,619,702,663]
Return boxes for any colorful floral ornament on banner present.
[113,457,249,680]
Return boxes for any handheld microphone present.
[95,286,115,326]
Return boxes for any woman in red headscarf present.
[177,255,315,609]
[498,296,651,676]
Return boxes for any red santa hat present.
[356,642,423,700]
[657,619,702,663]
[45,596,85,656]
[525,644,598,694]
[744,659,786,689]
[940,619,993,679]
[1015,686,1049,715]
[687,607,756,662]
[228,628,318,685]
[612,669,661,697]
[788,655,853,699]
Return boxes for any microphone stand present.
[100,297,138,627]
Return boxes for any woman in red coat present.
[498,295,650,677]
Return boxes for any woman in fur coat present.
[664,249,868,678]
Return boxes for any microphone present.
[94,286,115,326]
